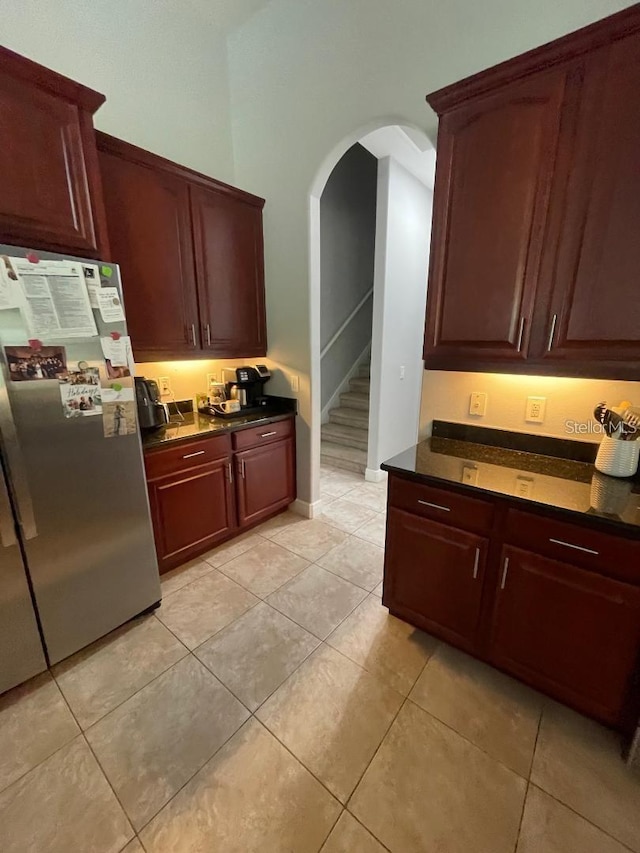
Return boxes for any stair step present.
[329,407,369,429]
[358,364,370,377]
[321,422,368,451]
[339,391,369,411]
[349,376,370,394]
[320,441,367,474]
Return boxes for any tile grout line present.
[342,694,410,846]
[524,781,638,853]
[403,692,534,783]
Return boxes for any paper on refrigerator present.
[0,257,21,309]
[100,335,135,372]
[10,257,98,338]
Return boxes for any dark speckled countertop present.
[382,421,640,534]
[142,400,296,450]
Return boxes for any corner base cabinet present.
[144,417,296,573]
[383,473,640,731]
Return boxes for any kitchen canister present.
[595,435,640,477]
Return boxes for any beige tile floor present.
[1,464,639,852]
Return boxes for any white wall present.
[0,0,234,180]
[420,371,640,444]
[227,0,635,503]
[369,157,432,471]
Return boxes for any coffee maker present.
[224,364,271,410]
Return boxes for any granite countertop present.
[382,423,640,534]
[142,407,295,450]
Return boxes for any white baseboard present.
[291,498,323,519]
[321,342,371,424]
[365,467,388,483]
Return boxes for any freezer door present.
[0,246,161,665]
[0,458,47,694]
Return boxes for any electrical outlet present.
[207,372,218,388]
[462,465,479,486]
[515,475,535,498]
[469,392,487,417]
[400,365,405,380]
[290,374,299,392]
[158,376,172,397]
[526,396,546,423]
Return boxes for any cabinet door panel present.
[0,72,99,254]
[191,186,267,358]
[236,438,295,528]
[384,508,487,649]
[544,38,640,363]
[149,459,235,573]
[424,70,567,363]
[98,150,199,358]
[490,545,640,726]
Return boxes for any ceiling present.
[359,126,436,190]
[189,0,272,32]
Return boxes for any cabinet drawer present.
[232,417,294,451]
[144,434,231,480]
[388,476,494,534]
[504,509,640,584]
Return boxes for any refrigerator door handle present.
[0,383,37,540]
[0,467,17,548]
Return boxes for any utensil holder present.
[595,436,640,478]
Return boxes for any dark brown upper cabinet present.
[0,46,108,256]
[423,6,640,379]
[424,69,568,364]
[191,185,267,359]
[96,133,267,362]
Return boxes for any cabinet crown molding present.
[426,3,640,113]
[0,44,105,113]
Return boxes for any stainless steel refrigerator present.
[0,244,161,695]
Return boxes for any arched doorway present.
[308,120,435,508]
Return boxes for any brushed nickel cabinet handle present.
[473,547,480,579]
[516,316,526,352]
[183,450,205,459]
[190,324,197,347]
[547,314,558,351]
[239,459,245,478]
[206,323,212,346]
[261,431,277,438]
[549,537,599,556]
[226,462,233,484]
[501,557,509,590]
[418,499,450,512]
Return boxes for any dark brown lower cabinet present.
[144,416,297,574]
[490,545,640,727]
[235,438,296,528]
[385,508,487,650]
[383,474,640,730]
[147,458,236,574]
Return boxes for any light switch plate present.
[469,392,487,417]
[290,374,299,392]
[515,475,535,498]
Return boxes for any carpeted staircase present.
[320,360,370,474]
